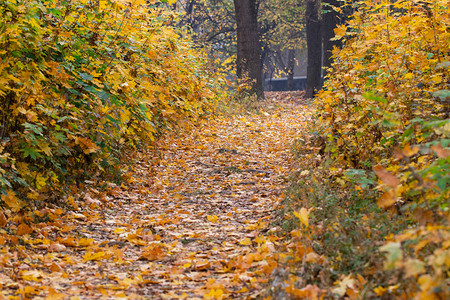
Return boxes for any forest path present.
[0,93,310,299]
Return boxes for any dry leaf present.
[0,211,7,227]
[431,144,450,158]
[1,190,23,212]
[373,165,400,188]
[16,223,33,236]
[239,238,252,246]
[293,207,310,227]
[377,190,397,209]
[49,243,67,252]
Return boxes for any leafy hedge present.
[286,0,448,298]
[0,0,220,210]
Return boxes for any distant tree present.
[322,0,343,78]
[305,0,322,98]
[233,0,264,98]
[259,0,305,89]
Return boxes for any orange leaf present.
[402,144,420,157]
[1,190,23,212]
[0,211,7,227]
[16,223,33,236]
[140,243,167,261]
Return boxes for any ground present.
[0,92,310,299]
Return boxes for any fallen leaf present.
[140,243,167,261]
[49,243,67,252]
[377,189,397,209]
[16,223,33,236]
[239,238,252,246]
[0,211,7,227]
[83,251,106,262]
[207,215,219,223]
[293,207,310,227]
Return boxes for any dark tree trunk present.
[305,0,322,98]
[287,49,295,90]
[322,0,342,78]
[233,0,264,99]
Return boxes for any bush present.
[283,1,449,298]
[0,0,221,210]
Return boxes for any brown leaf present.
[48,262,64,272]
[49,243,67,252]
[431,144,450,158]
[377,190,397,209]
[373,165,400,188]
[0,211,7,227]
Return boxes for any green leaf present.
[79,72,93,81]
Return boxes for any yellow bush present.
[0,0,221,207]
[315,0,449,298]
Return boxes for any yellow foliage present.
[0,0,223,208]
[313,0,449,298]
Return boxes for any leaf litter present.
[0,92,310,299]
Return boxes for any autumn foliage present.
[284,0,449,298]
[0,0,219,209]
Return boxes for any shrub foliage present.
[285,0,449,298]
[0,0,219,209]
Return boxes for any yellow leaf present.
[293,207,310,228]
[207,215,219,223]
[374,286,388,296]
[83,251,106,261]
[204,288,223,299]
[239,238,252,246]
[1,190,23,212]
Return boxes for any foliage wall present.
[0,0,220,210]
[313,0,449,297]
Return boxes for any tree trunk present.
[287,49,295,90]
[233,0,264,99]
[322,0,342,78]
[305,0,322,98]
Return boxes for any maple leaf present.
[431,144,450,158]
[293,207,310,228]
[1,190,23,212]
[140,243,167,261]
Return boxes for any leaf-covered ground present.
[0,92,310,299]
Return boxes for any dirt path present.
[0,94,310,299]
